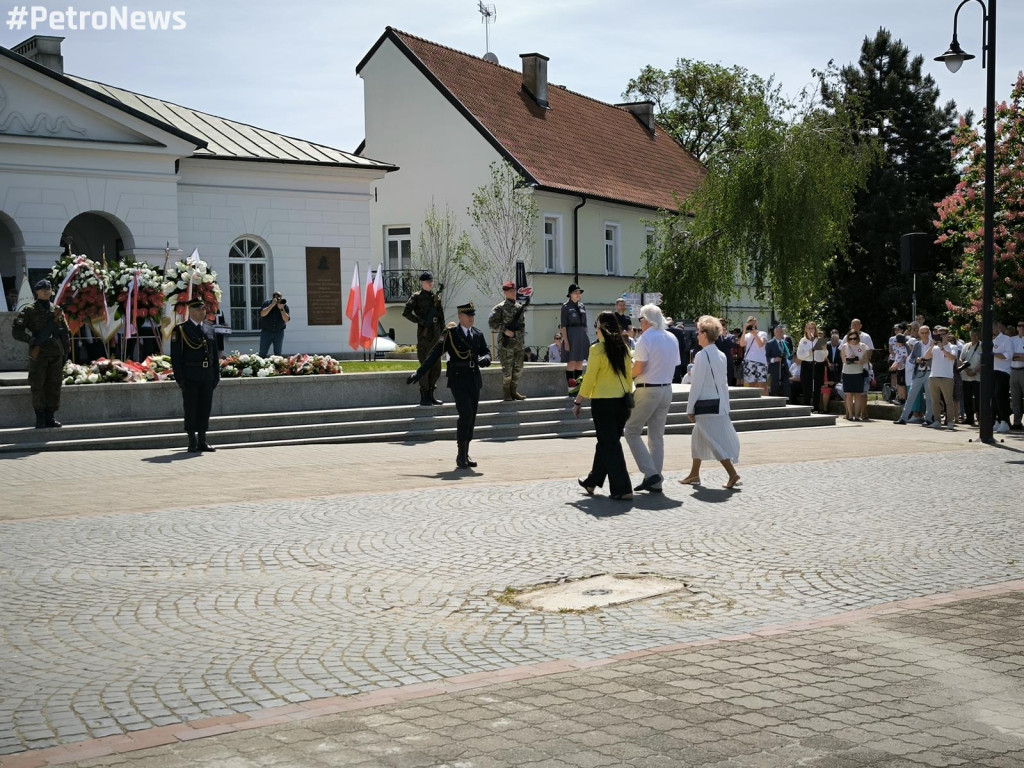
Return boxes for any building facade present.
[0,36,395,354]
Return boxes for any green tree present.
[623,59,783,165]
[935,73,1024,334]
[641,77,873,322]
[820,28,960,336]
[417,200,473,319]
[466,162,539,297]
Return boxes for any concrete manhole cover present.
[506,573,690,612]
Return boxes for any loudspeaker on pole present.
[900,232,931,274]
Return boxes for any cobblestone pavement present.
[1,444,1023,760]
[59,587,1024,768]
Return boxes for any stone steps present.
[0,390,834,452]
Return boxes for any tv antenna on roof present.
[478,1,497,57]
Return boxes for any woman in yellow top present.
[573,311,635,500]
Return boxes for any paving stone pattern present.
[1,449,1022,757]
[62,591,1024,768]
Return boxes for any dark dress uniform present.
[408,303,491,468]
[403,275,445,405]
[170,317,220,452]
[11,287,71,428]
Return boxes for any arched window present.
[228,238,268,331]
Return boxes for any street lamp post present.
[935,0,997,444]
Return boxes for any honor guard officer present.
[488,281,528,401]
[170,298,220,453]
[402,271,445,406]
[11,279,71,428]
[407,302,491,469]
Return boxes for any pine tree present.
[821,28,959,336]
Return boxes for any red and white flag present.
[346,263,362,351]
[360,263,377,349]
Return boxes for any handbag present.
[619,374,634,411]
[692,350,721,415]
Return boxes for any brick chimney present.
[11,35,65,74]
[617,101,656,134]
[520,53,549,109]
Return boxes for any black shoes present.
[428,389,443,406]
[634,474,664,493]
[577,478,595,495]
[34,410,46,429]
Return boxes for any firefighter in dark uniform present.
[170,298,220,453]
[402,271,445,406]
[407,302,491,469]
[11,279,71,428]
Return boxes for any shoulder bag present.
[692,350,721,415]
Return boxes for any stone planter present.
[0,364,568,428]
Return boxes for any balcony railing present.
[380,269,420,303]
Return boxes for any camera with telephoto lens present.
[956,361,970,373]
[277,298,286,305]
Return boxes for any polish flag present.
[371,263,386,331]
[360,263,377,349]
[345,263,362,351]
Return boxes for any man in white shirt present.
[924,326,957,430]
[624,304,680,493]
[992,320,1013,433]
[1010,321,1024,430]
[850,318,874,350]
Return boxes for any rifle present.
[500,288,532,348]
[29,309,60,360]
[420,283,444,329]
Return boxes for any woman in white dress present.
[680,315,741,489]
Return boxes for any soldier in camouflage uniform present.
[403,271,445,406]
[11,279,71,428]
[488,281,528,401]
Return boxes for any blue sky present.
[2,0,1021,153]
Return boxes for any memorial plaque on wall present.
[304,247,342,325]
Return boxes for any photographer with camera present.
[923,326,957,430]
[738,316,768,394]
[887,324,910,405]
[958,328,981,426]
[894,325,934,426]
[258,291,290,357]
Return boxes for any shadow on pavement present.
[688,486,742,503]
[566,497,632,517]
[403,469,483,480]
[141,453,204,464]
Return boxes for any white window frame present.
[645,226,656,250]
[542,214,562,273]
[228,236,269,332]
[384,225,412,272]
[604,222,620,276]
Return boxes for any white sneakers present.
[995,421,1011,434]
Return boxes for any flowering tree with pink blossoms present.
[935,73,1024,334]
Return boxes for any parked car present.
[370,323,397,356]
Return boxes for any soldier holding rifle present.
[403,271,445,406]
[11,279,71,428]
[488,281,531,401]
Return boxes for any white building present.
[356,28,713,349]
[0,36,395,354]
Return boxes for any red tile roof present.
[358,28,705,211]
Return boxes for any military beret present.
[33,279,53,292]
[502,281,515,290]
[419,271,433,282]
[457,302,476,316]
